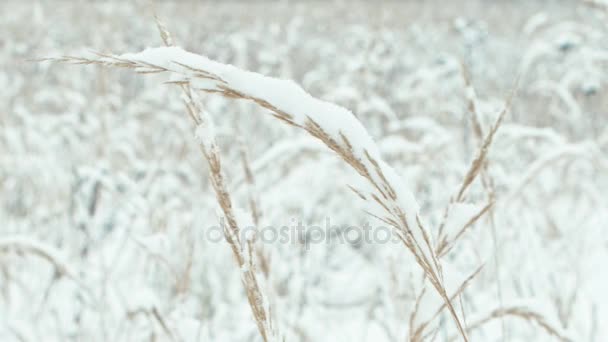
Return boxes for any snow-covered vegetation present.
[2,1,608,341]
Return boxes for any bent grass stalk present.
[154,17,274,341]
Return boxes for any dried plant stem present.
[435,71,519,254]
[461,64,508,340]
[411,264,483,341]
[0,236,92,300]
[236,135,270,278]
[455,80,518,203]
[154,17,273,341]
[448,306,573,342]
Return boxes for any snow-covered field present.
[1,1,608,341]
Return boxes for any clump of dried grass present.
[49,46,474,342]
[49,48,473,340]
[45,16,575,342]
[48,45,514,341]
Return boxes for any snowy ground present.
[1,1,608,341]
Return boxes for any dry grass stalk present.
[448,306,573,342]
[435,70,519,258]
[461,63,484,141]
[435,201,494,258]
[463,65,509,340]
[409,264,484,341]
[446,71,572,342]
[432,64,516,339]
[0,236,92,297]
[126,306,177,341]
[151,306,178,341]
[238,137,261,225]
[236,135,271,278]
[455,79,518,203]
[0,236,97,318]
[154,17,274,341]
[503,142,592,206]
[184,69,274,342]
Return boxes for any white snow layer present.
[118,47,420,219]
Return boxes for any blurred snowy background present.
[1,0,608,341]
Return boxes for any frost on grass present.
[117,46,420,218]
[10,4,608,341]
